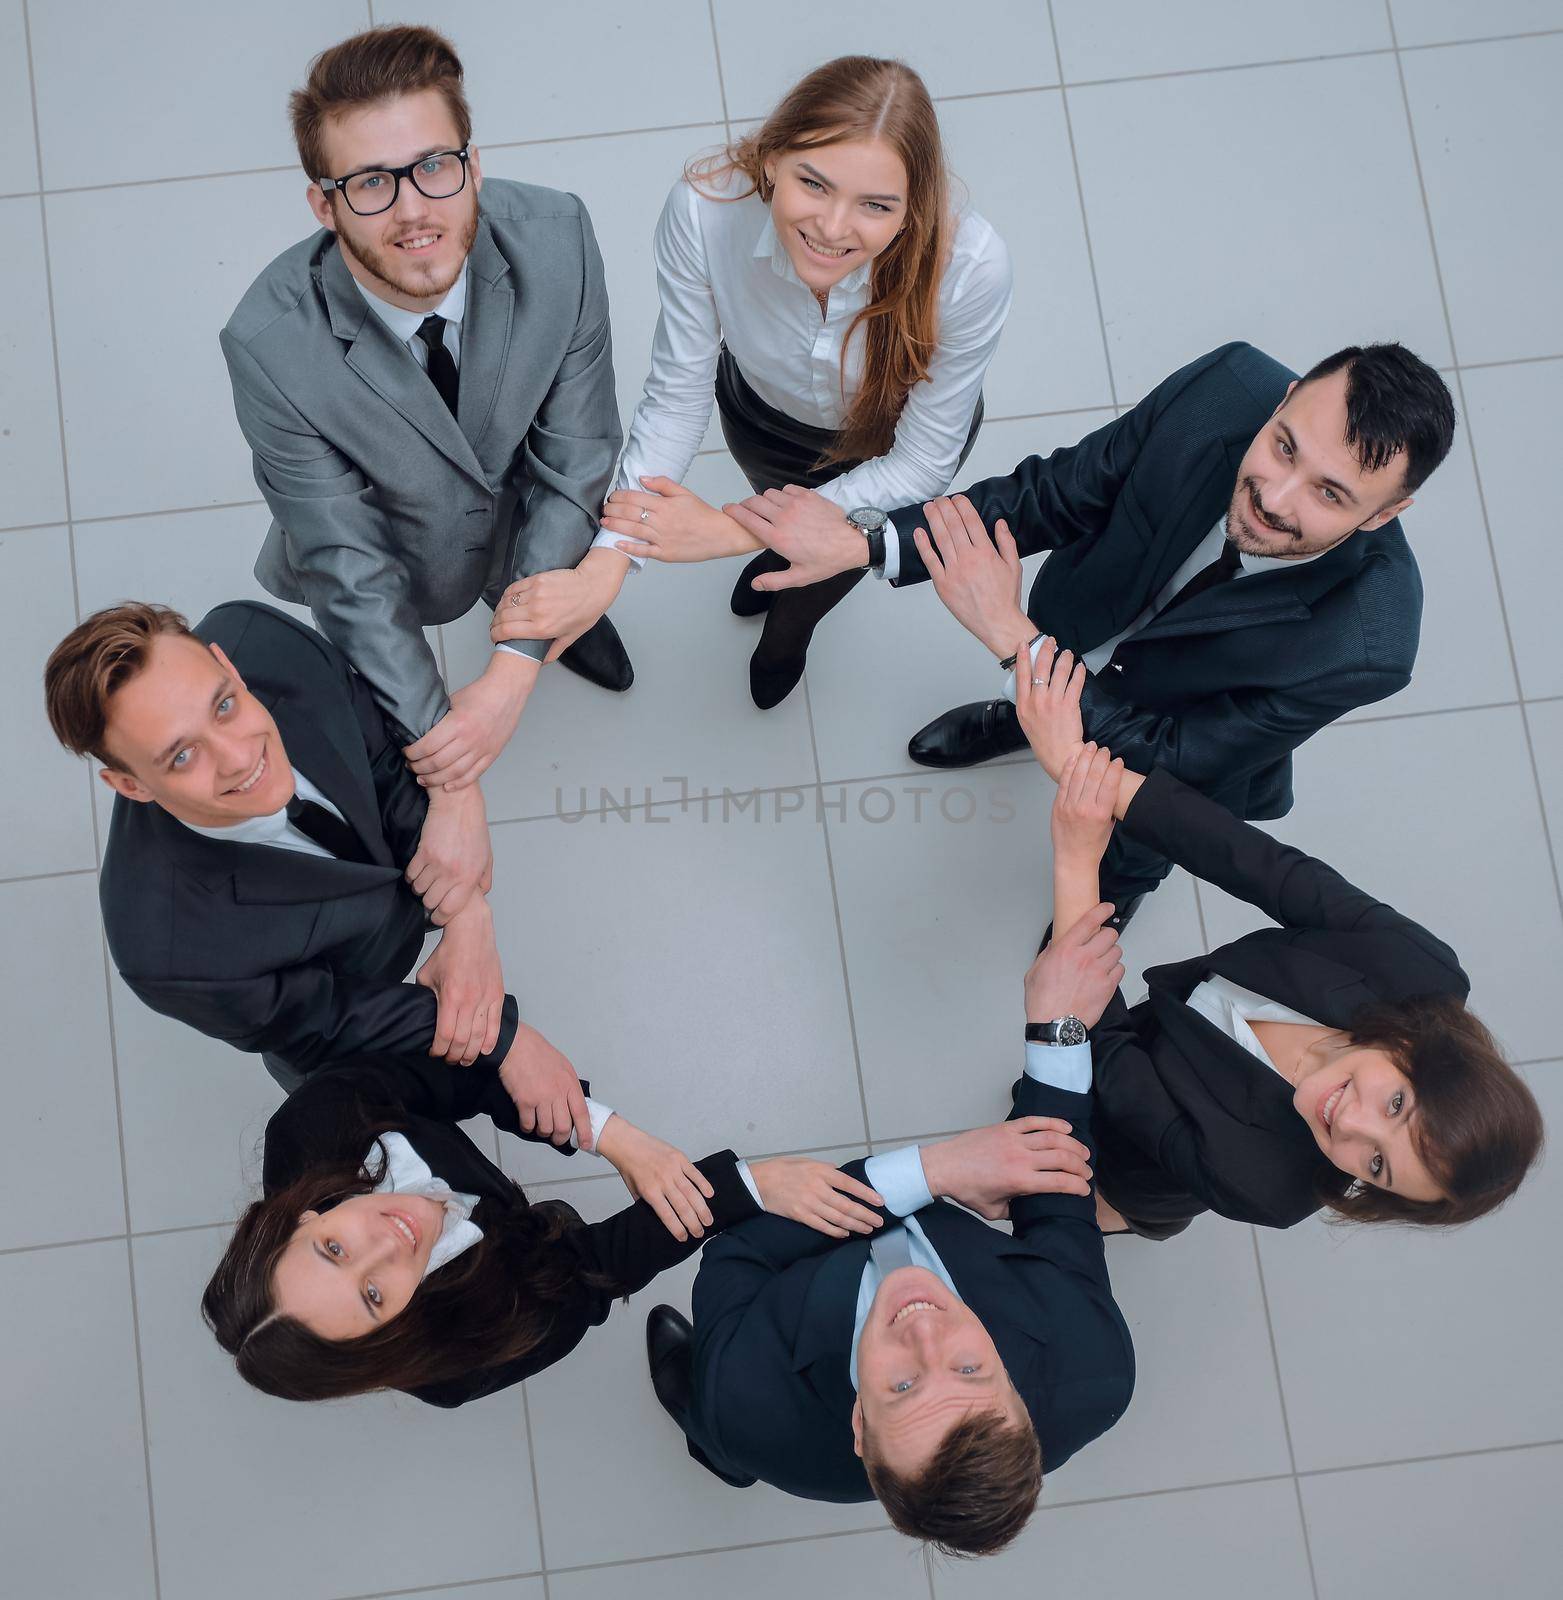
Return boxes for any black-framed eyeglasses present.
[319,147,471,217]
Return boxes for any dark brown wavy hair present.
[864,1409,1042,1557]
[1320,996,1544,1227]
[690,55,949,466]
[202,1120,599,1401]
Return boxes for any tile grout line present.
[704,0,732,137]
[23,5,162,1597]
[518,1382,553,1600]
[1045,0,1120,410]
[1247,1226,1322,1600]
[801,673,876,1149]
[1386,6,1563,928]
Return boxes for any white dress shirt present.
[178,765,348,858]
[1182,974,1324,1065]
[1001,521,1329,698]
[847,1037,1092,1387]
[607,172,1012,568]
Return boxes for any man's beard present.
[1223,474,1353,559]
[338,204,479,301]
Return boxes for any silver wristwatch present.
[1025,1015,1088,1046]
[846,506,888,572]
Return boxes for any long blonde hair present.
[690,56,949,465]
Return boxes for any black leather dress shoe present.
[646,1305,756,1488]
[730,550,785,617]
[908,698,1028,769]
[559,616,634,692]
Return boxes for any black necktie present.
[285,795,373,865]
[1156,538,1242,620]
[415,314,461,418]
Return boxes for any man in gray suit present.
[223,25,635,908]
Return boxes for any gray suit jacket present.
[221,179,620,740]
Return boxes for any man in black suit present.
[645,909,1135,1556]
[726,342,1457,921]
[43,599,588,1142]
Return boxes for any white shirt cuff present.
[1023,1040,1093,1094]
[570,1098,615,1153]
[1001,633,1048,703]
[592,526,646,571]
[863,1144,934,1216]
[876,514,901,582]
[734,1158,763,1209]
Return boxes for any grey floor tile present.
[1338,430,1514,722]
[1198,706,1563,1066]
[28,0,364,190]
[1259,1065,1562,1472]
[0,1241,155,1600]
[522,1167,888,1566]
[1392,0,1563,44]
[363,1585,543,1600]
[386,0,725,146]
[1049,1216,1294,1503]
[827,762,1204,1143]
[939,91,1115,419]
[1302,1444,1562,1598]
[47,168,307,521]
[552,1530,915,1599]
[0,524,98,878]
[485,797,863,1188]
[0,1,35,197]
[1527,698,1563,881]
[441,453,818,828]
[479,124,727,444]
[934,1477,1313,1600]
[1068,54,1450,403]
[713,0,1059,117]
[0,874,124,1250]
[135,1226,540,1600]
[1458,359,1563,699]
[1403,33,1563,366]
[805,412,1102,788]
[1052,0,1389,81]
[0,196,68,529]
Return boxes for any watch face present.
[1058,1016,1088,1046]
[847,506,887,533]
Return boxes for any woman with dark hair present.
[203,1053,883,1405]
[502,55,1010,709]
[1020,646,1544,1238]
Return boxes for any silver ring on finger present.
[639,507,650,523]
[1031,677,1047,687]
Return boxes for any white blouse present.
[612,169,1013,515]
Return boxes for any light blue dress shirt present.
[847,1039,1093,1388]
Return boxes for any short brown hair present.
[290,25,471,182]
[864,1408,1042,1557]
[44,602,196,767]
[1323,996,1544,1227]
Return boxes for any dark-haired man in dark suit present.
[43,598,589,1145]
[726,342,1457,924]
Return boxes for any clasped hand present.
[415,897,504,1064]
[1024,902,1125,1031]
[912,494,1035,657]
[921,1117,1094,1220]
[489,551,623,656]
[601,477,759,563]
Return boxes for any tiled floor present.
[3,2,1560,1596]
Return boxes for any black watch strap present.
[863,526,886,572]
[1026,1017,1088,1046]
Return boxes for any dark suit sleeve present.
[1119,767,1468,990]
[123,967,520,1079]
[1075,659,1406,798]
[884,345,1232,587]
[341,647,429,865]
[493,199,622,658]
[221,332,450,741]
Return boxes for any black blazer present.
[683,1072,1134,1502]
[99,601,519,1076]
[260,1052,762,1408]
[1091,767,1470,1229]
[887,342,1423,823]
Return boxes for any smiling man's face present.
[307,86,482,312]
[96,634,296,826]
[851,1266,1023,1473]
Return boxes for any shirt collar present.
[754,206,872,298]
[174,765,326,847]
[352,261,469,346]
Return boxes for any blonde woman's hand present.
[601,477,760,562]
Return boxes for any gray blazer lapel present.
[321,245,486,486]
[457,222,515,453]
